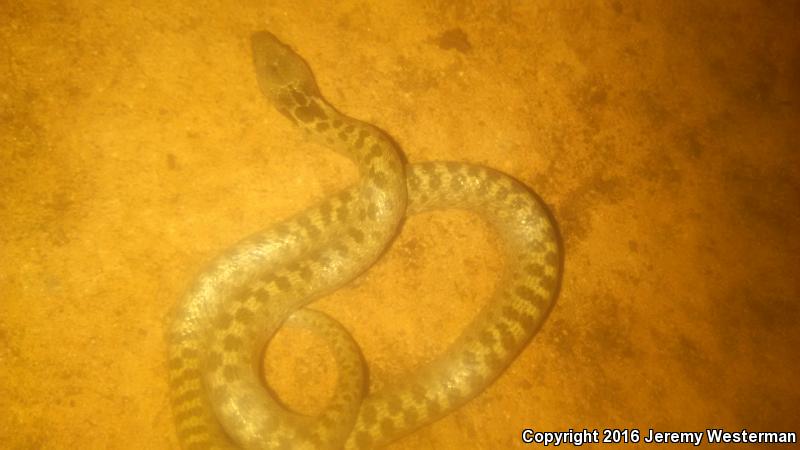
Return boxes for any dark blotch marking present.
[485,350,504,372]
[255,289,270,304]
[436,28,472,53]
[235,307,254,325]
[320,201,333,224]
[178,424,208,440]
[526,263,545,277]
[502,305,520,323]
[478,329,495,346]
[187,441,209,450]
[461,350,478,367]
[274,223,289,236]
[291,90,309,106]
[354,130,368,149]
[380,418,395,436]
[411,384,427,404]
[515,286,538,304]
[539,275,557,293]
[172,367,202,387]
[332,242,349,256]
[307,432,324,447]
[361,403,377,424]
[168,357,183,370]
[355,431,373,449]
[446,387,462,406]
[426,398,442,417]
[181,347,198,359]
[348,227,365,243]
[223,364,241,382]
[298,216,321,239]
[495,321,516,351]
[332,119,342,128]
[175,405,204,424]
[214,312,233,329]
[206,351,223,370]
[261,274,275,287]
[174,387,202,406]
[515,310,538,331]
[319,414,334,427]
[428,174,441,190]
[369,144,383,157]
[443,161,461,173]
[545,250,558,267]
[295,99,327,123]
[316,121,330,132]
[224,334,243,351]
[495,187,509,200]
[467,371,484,391]
[371,172,388,189]
[403,408,418,426]
[276,92,295,109]
[275,276,291,291]
[386,395,402,413]
[450,174,465,192]
[299,265,313,282]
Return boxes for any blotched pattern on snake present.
[167,31,562,449]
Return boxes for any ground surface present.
[1,1,799,448]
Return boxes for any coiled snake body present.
[168,31,561,449]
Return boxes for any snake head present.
[251,31,321,101]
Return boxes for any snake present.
[167,31,562,450]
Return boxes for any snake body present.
[168,31,561,449]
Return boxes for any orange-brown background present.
[1,1,798,448]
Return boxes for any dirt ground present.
[1,1,799,449]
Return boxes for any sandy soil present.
[1,1,799,448]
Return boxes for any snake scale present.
[167,31,562,449]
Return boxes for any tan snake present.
[167,31,562,449]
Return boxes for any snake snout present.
[251,32,322,104]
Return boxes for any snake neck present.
[275,88,389,161]
[272,85,408,234]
